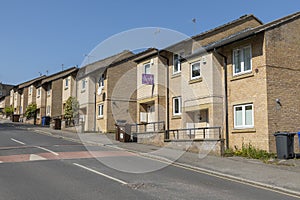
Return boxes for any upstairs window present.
[82,79,86,91]
[37,88,41,97]
[173,54,181,74]
[99,74,105,88]
[29,86,33,95]
[233,46,252,75]
[191,61,201,80]
[144,63,151,74]
[65,78,69,89]
[98,104,104,118]
[47,85,51,96]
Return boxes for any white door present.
[147,105,155,131]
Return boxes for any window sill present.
[171,73,181,78]
[189,77,202,84]
[232,128,256,133]
[81,90,86,93]
[231,72,254,81]
[65,87,69,90]
[97,116,104,119]
[172,115,181,119]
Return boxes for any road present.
[0,122,299,200]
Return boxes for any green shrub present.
[4,106,13,116]
[25,103,37,119]
[225,143,275,161]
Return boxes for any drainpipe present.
[214,48,229,149]
[94,76,97,132]
[159,52,170,140]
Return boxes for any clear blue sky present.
[0,0,299,85]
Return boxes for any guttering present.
[214,48,229,149]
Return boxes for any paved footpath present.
[5,120,300,197]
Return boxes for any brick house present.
[207,11,300,152]
[37,67,78,125]
[133,14,262,137]
[77,51,133,132]
[95,49,156,133]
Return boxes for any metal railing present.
[167,126,222,140]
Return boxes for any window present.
[29,86,33,95]
[191,61,201,80]
[234,104,254,128]
[144,63,151,74]
[47,85,51,96]
[99,74,105,88]
[98,104,104,117]
[37,88,41,97]
[233,46,252,75]
[0,90,2,96]
[173,54,181,74]
[82,79,86,91]
[65,78,69,89]
[46,105,51,116]
[173,97,182,115]
[20,106,23,114]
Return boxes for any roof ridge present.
[191,14,263,39]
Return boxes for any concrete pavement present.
[7,121,300,196]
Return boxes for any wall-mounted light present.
[276,98,282,106]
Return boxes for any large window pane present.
[245,105,253,126]
[243,47,251,71]
[144,63,151,74]
[234,50,241,74]
[235,106,243,126]
[173,54,181,74]
[191,62,200,79]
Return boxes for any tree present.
[64,97,79,125]
[4,106,13,117]
[25,103,37,120]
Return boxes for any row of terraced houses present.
[1,12,299,153]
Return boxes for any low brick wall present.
[165,140,224,156]
[137,132,165,147]
[136,132,224,156]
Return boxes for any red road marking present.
[0,151,135,163]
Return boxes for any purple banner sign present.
[142,74,154,85]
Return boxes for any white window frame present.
[37,88,41,97]
[29,86,33,95]
[234,103,254,129]
[47,85,51,96]
[173,54,181,74]
[233,45,252,76]
[144,62,151,74]
[173,96,182,116]
[81,79,86,91]
[98,104,104,118]
[190,61,201,80]
[99,74,105,88]
[65,78,69,89]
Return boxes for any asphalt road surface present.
[0,122,299,200]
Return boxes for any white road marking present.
[73,163,128,185]
[29,154,47,161]
[0,161,3,163]
[35,146,59,156]
[11,138,26,145]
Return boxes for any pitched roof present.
[188,11,300,58]
[77,50,133,80]
[41,67,78,84]
[17,75,47,89]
